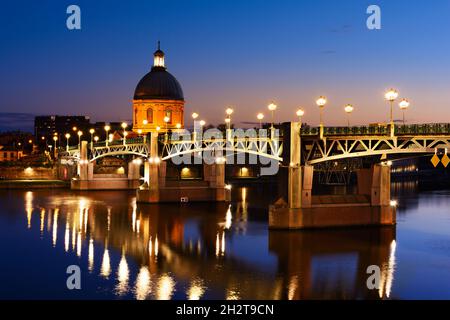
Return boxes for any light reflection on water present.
[1,181,450,299]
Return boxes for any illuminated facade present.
[132,43,184,133]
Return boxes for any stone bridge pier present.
[269,123,396,229]
[136,132,231,203]
[71,141,142,190]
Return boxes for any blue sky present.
[1,0,450,131]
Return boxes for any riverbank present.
[0,180,69,189]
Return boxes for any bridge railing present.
[301,123,450,136]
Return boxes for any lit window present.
[146,108,153,123]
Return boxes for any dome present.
[134,68,184,101]
[133,43,184,101]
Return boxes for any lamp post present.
[316,96,327,139]
[53,136,58,158]
[89,128,95,149]
[164,116,170,142]
[121,122,127,145]
[225,107,233,130]
[104,125,110,147]
[94,136,99,143]
[385,88,398,137]
[65,133,70,152]
[192,112,199,123]
[296,109,305,127]
[257,113,264,130]
[192,112,199,141]
[225,107,233,141]
[268,102,277,129]
[176,123,181,129]
[399,98,410,125]
[344,104,354,127]
[77,131,83,150]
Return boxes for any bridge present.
[61,123,450,165]
[58,122,450,229]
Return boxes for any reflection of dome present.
[133,43,184,101]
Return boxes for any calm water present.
[1,182,450,300]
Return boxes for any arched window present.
[134,108,138,124]
[147,108,153,123]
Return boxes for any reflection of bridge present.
[58,122,450,229]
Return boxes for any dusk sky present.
[1,0,450,131]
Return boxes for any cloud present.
[0,112,35,133]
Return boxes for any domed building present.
[132,43,184,133]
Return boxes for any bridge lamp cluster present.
[399,98,410,124]
[344,104,354,127]
[65,133,71,151]
[316,96,327,139]
[385,88,399,129]
[148,157,161,164]
[104,125,111,146]
[390,200,398,207]
[77,130,83,149]
[296,109,305,126]
[381,160,393,166]
[132,158,142,165]
[215,156,226,164]
[256,113,264,129]
[268,102,277,129]
[79,159,89,165]
[176,123,182,129]
[225,107,234,130]
[224,184,232,190]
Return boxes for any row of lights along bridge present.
[53,88,409,151]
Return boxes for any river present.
[1,181,450,299]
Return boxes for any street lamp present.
[89,128,95,149]
[176,123,181,129]
[72,126,77,132]
[104,125,110,147]
[385,88,398,137]
[257,113,264,129]
[296,109,305,123]
[77,130,83,150]
[344,104,354,127]
[164,116,170,130]
[164,116,170,142]
[94,136,99,143]
[225,107,233,130]
[121,122,128,145]
[191,113,199,140]
[65,133,70,151]
[53,136,58,158]
[268,102,277,129]
[316,96,327,139]
[399,98,410,125]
